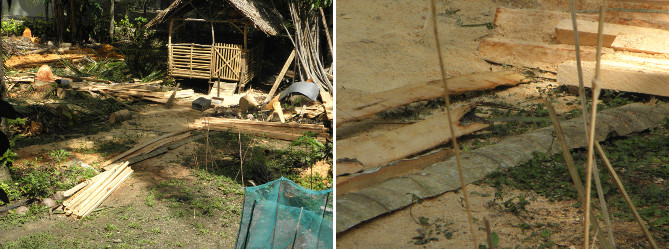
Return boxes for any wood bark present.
[337,71,525,127]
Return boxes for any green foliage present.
[1,19,25,36]
[482,120,669,234]
[308,0,332,9]
[49,149,70,166]
[290,132,330,166]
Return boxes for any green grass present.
[480,119,669,240]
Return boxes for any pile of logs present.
[194,117,330,143]
[62,162,133,218]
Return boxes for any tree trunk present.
[70,0,76,43]
[110,0,114,42]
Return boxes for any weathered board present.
[337,105,487,175]
[336,103,669,233]
[478,38,610,71]
[336,71,524,127]
[557,59,669,97]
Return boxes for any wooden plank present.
[266,50,296,101]
[606,1,669,11]
[336,148,454,196]
[495,8,669,35]
[555,19,619,46]
[320,90,333,121]
[555,19,669,54]
[557,59,669,97]
[336,105,488,175]
[478,38,610,71]
[336,71,525,127]
[100,129,192,167]
[194,118,329,142]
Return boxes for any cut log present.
[337,71,524,127]
[239,94,259,113]
[336,148,454,196]
[336,105,488,175]
[109,109,132,124]
[478,38,610,71]
[557,60,669,97]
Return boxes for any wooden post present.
[319,7,333,58]
[168,19,173,73]
[266,50,296,102]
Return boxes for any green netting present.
[235,177,333,249]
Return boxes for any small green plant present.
[150,227,161,234]
[49,149,71,167]
[105,224,118,232]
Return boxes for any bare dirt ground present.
[336,0,666,248]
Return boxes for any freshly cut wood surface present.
[320,90,333,121]
[494,8,669,34]
[336,105,488,175]
[194,117,330,142]
[336,71,524,127]
[336,148,454,196]
[478,38,608,70]
[555,19,669,54]
[101,129,192,167]
[555,19,618,46]
[557,59,669,97]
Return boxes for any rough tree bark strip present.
[337,148,454,196]
[337,105,487,175]
[336,71,524,127]
[336,103,669,233]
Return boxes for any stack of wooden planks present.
[72,81,195,106]
[62,162,133,219]
[478,6,669,97]
[193,117,330,143]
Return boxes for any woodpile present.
[72,81,195,107]
[193,117,329,143]
[62,162,133,219]
[478,7,669,97]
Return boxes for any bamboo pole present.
[429,0,478,247]
[63,169,114,198]
[595,144,659,249]
[79,166,133,218]
[65,163,123,209]
[583,6,606,249]
[74,162,129,215]
[544,98,613,249]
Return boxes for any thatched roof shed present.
[146,0,284,36]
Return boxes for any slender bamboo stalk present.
[584,6,606,249]
[595,143,659,249]
[544,99,613,249]
[429,0,478,247]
